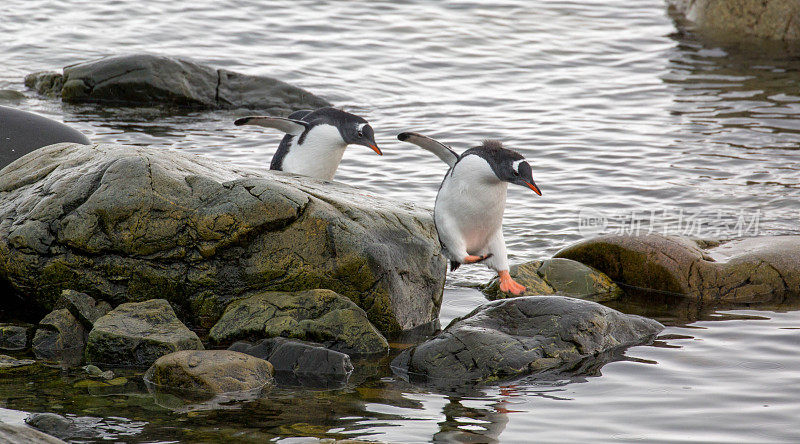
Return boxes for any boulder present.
[393,296,663,384]
[85,299,203,367]
[230,337,353,386]
[554,234,800,304]
[0,354,36,369]
[667,0,800,44]
[0,143,445,334]
[144,350,273,396]
[0,324,31,350]
[482,258,622,302]
[0,106,89,170]
[24,413,97,441]
[25,54,331,111]
[31,309,86,366]
[54,290,111,330]
[210,289,389,355]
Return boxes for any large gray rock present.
[24,413,97,441]
[555,235,800,304]
[54,290,111,330]
[25,54,331,111]
[0,106,89,170]
[668,0,800,44]
[210,289,389,355]
[0,143,445,334]
[85,299,203,367]
[393,296,663,384]
[31,309,86,366]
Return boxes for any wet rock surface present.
[0,324,31,350]
[0,106,89,170]
[0,354,36,369]
[31,309,86,366]
[25,412,98,441]
[210,289,389,356]
[555,234,800,304]
[145,350,273,396]
[0,419,66,443]
[483,258,622,302]
[0,143,445,334]
[668,0,800,44]
[230,337,353,386]
[393,296,663,384]
[54,290,111,330]
[85,299,203,367]
[25,54,331,111]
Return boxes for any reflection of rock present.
[0,324,31,351]
[0,354,36,369]
[86,299,203,367]
[667,0,800,43]
[483,258,622,302]
[0,106,89,170]
[210,290,389,356]
[145,350,273,396]
[25,54,331,111]
[555,235,800,303]
[434,397,509,444]
[393,296,662,384]
[31,309,86,366]
[0,143,444,334]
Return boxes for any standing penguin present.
[397,132,542,295]
[234,107,382,181]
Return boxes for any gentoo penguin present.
[234,107,382,180]
[397,132,542,295]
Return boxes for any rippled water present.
[2,0,799,442]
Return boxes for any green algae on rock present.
[482,258,622,302]
[393,296,663,384]
[85,299,203,367]
[210,289,389,356]
[0,143,445,334]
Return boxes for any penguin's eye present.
[513,169,520,176]
[357,130,364,138]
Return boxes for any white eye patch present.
[357,123,367,132]
[512,159,525,173]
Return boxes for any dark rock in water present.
[393,296,663,384]
[483,258,622,302]
[31,309,86,366]
[0,143,445,334]
[145,350,273,398]
[85,299,203,367]
[230,337,353,386]
[0,106,89,170]
[54,290,111,330]
[25,412,97,441]
[0,324,31,350]
[0,90,26,102]
[25,54,331,111]
[0,354,36,369]
[210,289,389,356]
[667,0,800,44]
[555,234,800,304]
[0,420,66,443]
[82,364,114,380]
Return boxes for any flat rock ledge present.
[0,143,446,334]
[392,296,663,384]
[555,234,800,304]
[667,0,800,44]
[24,54,331,111]
[482,258,622,302]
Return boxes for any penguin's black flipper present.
[234,116,309,135]
[450,260,461,272]
[288,109,314,121]
[398,132,459,167]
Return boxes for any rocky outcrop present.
[31,309,86,366]
[0,143,445,334]
[668,0,800,44]
[85,299,203,367]
[210,289,389,355]
[482,258,622,302]
[393,296,663,384]
[554,235,800,304]
[145,350,273,396]
[24,54,331,111]
[0,324,30,351]
[0,106,89,170]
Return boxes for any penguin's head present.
[509,158,542,196]
[470,140,542,196]
[342,118,382,155]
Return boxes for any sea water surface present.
[1,0,799,442]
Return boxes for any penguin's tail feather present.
[450,260,461,272]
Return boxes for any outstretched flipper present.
[234,116,309,135]
[397,132,459,167]
[287,109,314,121]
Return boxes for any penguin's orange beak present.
[369,143,383,155]
[525,181,542,196]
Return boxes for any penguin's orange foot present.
[498,270,526,295]
[463,254,493,264]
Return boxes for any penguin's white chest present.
[435,156,507,253]
[281,124,347,181]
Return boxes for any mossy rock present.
[210,289,389,356]
[0,323,31,351]
[31,309,87,366]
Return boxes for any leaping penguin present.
[234,107,382,181]
[397,132,542,295]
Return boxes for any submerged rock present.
[24,412,98,441]
[0,324,31,351]
[0,354,36,369]
[145,350,273,396]
[0,106,89,170]
[85,299,203,367]
[54,290,111,330]
[483,258,622,302]
[668,0,800,44]
[555,234,800,304]
[31,309,86,366]
[0,143,445,334]
[393,296,663,384]
[25,54,331,111]
[210,289,389,355]
[0,420,66,444]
